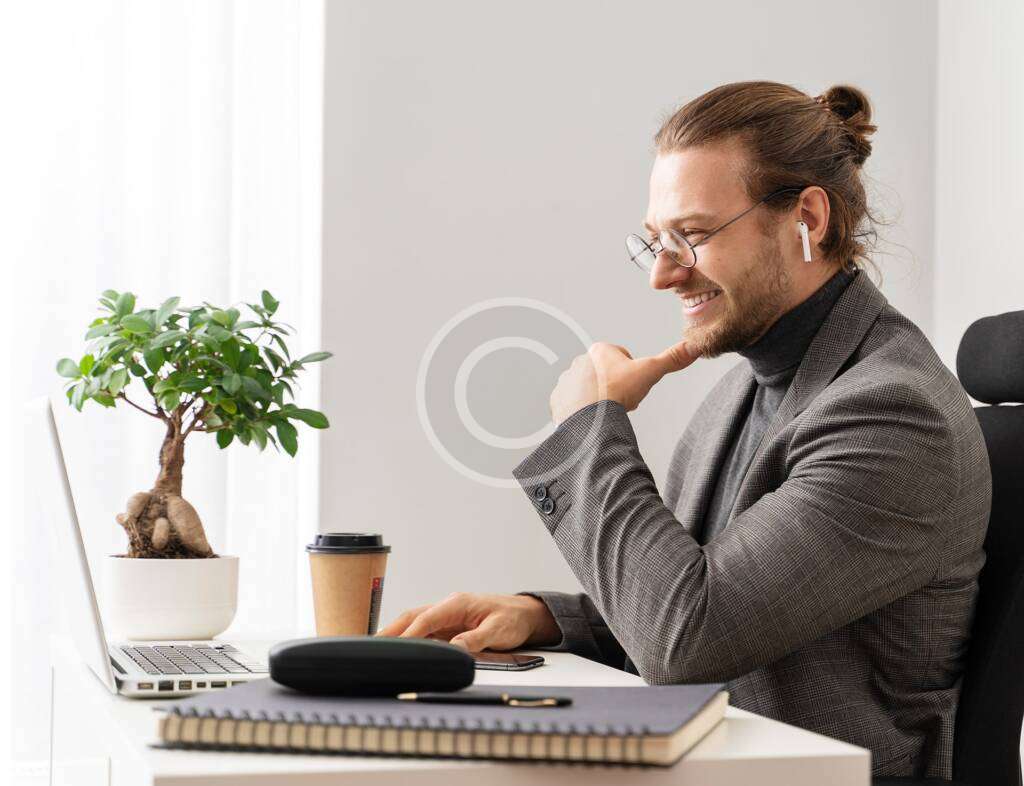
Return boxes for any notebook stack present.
[153,679,728,766]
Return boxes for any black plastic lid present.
[306,533,390,554]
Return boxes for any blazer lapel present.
[675,364,757,535]
[728,269,889,517]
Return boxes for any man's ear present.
[796,186,830,248]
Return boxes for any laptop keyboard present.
[119,644,268,676]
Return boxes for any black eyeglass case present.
[268,636,476,696]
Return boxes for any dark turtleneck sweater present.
[698,266,857,545]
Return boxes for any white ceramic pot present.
[104,555,238,640]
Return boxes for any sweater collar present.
[739,266,856,386]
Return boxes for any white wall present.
[320,0,939,623]
[6,0,323,772]
[934,0,1024,371]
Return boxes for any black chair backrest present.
[953,310,1024,786]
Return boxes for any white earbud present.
[797,221,812,262]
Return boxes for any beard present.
[682,234,790,358]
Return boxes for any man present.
[379,81,991,779]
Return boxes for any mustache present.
[674,281,721,295]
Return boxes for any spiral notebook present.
[153,679,728,766]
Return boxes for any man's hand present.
[550,340,698,424]
[375,592,560,652]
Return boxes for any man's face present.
[644,140,791,358]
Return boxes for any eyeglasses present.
[625,187,806,272]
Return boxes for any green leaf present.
[221,338,241,370]
[151,329,185,349]
[271,333,291,360]
[240,344,259,371]
[121,314,152,334]
[154,296,181,326]
[223,373,241,395]
[275,420,298,457]
[144,348,165,374]
[94,392,116,408]
[263,347,284,372]
[206,324,231,342]
[109,367,129,396]
[251,425,268,451]
[211,309,231,326]
[240,375,270,401]
[85,323,117,339]
[159,390,181,411]
[57,358,81,378]
[261,290,280,315]
[115,292,136,318]
[71,382,85,411]
[179,376,207,393]
[129,362,148,377]
[219,399,237,414]
[289,408,329,429]
[79,354,95,376]
[226,308,240,328]
[297,351,332,364]
[234,320,261,331]
[194,332,220,351]
[204,411,223,428]
[216,429,234,449]
[102,289,120,300]
[98,298,116,312]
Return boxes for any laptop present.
[31,396,268,698]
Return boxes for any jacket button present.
[532,485,548,501]
[541,498,555,515]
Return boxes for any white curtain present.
[7,0,323,771]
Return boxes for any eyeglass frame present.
[626,186,808,270]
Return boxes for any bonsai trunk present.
[116,420,215,558]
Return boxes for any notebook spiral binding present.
[157,705,651,766]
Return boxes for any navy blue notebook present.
[154,679,728,766]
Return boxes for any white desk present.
[50,636,870,786]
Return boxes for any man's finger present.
[401,601,465,640]
[607,344,634,359]
[644,340,699,379]
[449,617,503,653]
[376,605,431,637]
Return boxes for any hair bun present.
[816,84,877,166]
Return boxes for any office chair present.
[875,309,1024,786]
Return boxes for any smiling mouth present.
[679,289,723,308]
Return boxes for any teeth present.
[683,290,721,308]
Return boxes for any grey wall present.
[321,0,938,624]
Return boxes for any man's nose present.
[649,252,693,291]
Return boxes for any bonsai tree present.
[56,289,331,559]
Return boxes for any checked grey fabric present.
[513,268,991,779]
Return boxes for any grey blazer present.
[513,269,991,779]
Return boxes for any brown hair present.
[654,81,879,270]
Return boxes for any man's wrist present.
[519,594,561,647]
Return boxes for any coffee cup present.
[306,533,391,636]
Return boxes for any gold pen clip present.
[506,697,559,707]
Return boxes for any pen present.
[397,691,572,707]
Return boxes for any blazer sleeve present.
[512,590,629,670]
[511,387,959,685]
